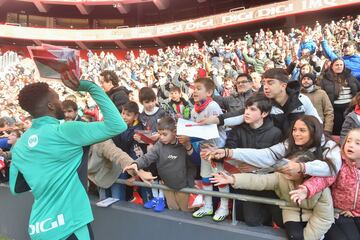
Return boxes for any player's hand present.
[61,70,80,90]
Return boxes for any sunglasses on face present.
[236,81,251,85]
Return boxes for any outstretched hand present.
[61,70,80,91]
[340,211,354,218]
[137,169,157,186]
[123,163,139,173]
[210,172,234,186]
[200,148,227,161]
[196,116,220,125]
[278,161,301,175]
[177,135,190,145]
[289,185,308,205]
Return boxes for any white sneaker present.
[192,205,213,218]
[213,207,229,222]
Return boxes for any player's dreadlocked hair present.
[18,82,51,117]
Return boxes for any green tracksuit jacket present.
[9,80,127,240]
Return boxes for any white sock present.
[158,189,164,199]
[152,180,159,198]
[218,185,229,209]
[202,184,213,208]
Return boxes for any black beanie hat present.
[301,73,316,82]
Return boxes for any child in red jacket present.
[290,128,360,240]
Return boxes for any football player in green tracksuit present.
[10,71,127,240]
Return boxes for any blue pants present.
[99,173,152,201]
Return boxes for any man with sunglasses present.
[214,73,255,113]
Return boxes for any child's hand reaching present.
[196,116,220,125]
[200,148,210,160]
[289,185,308,205]
[278,161,301,175]
[177,135,191,148]
[133,133,142,143]
[340,211,354,218]
[201,148,230,161]
[210,172,235,186]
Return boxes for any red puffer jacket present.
[303,159,360,216]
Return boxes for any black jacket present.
[318,69,359,104]
[112,121,147,160]
[226,118,282,149]
[219,88,321,138]
[107,86,130,111]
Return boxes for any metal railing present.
[116,179,292,225]
[1,180,339,228]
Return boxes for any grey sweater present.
[136,141,197,190]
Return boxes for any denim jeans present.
[98,173,153,201]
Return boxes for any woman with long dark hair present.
[318,58,359,135]
[202,115,342,178]
[208,116,341,239]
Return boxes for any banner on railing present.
[1,0,358,41]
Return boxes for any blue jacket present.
[321,40,360,81]
[297,40,317,58]
[0,138,11,150]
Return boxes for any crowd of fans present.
[1,14,360,239]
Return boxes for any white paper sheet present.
[96,197,120,207]
[176,118,219,140]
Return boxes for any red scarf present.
[194,97,213,113]
[355,104,360,116]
